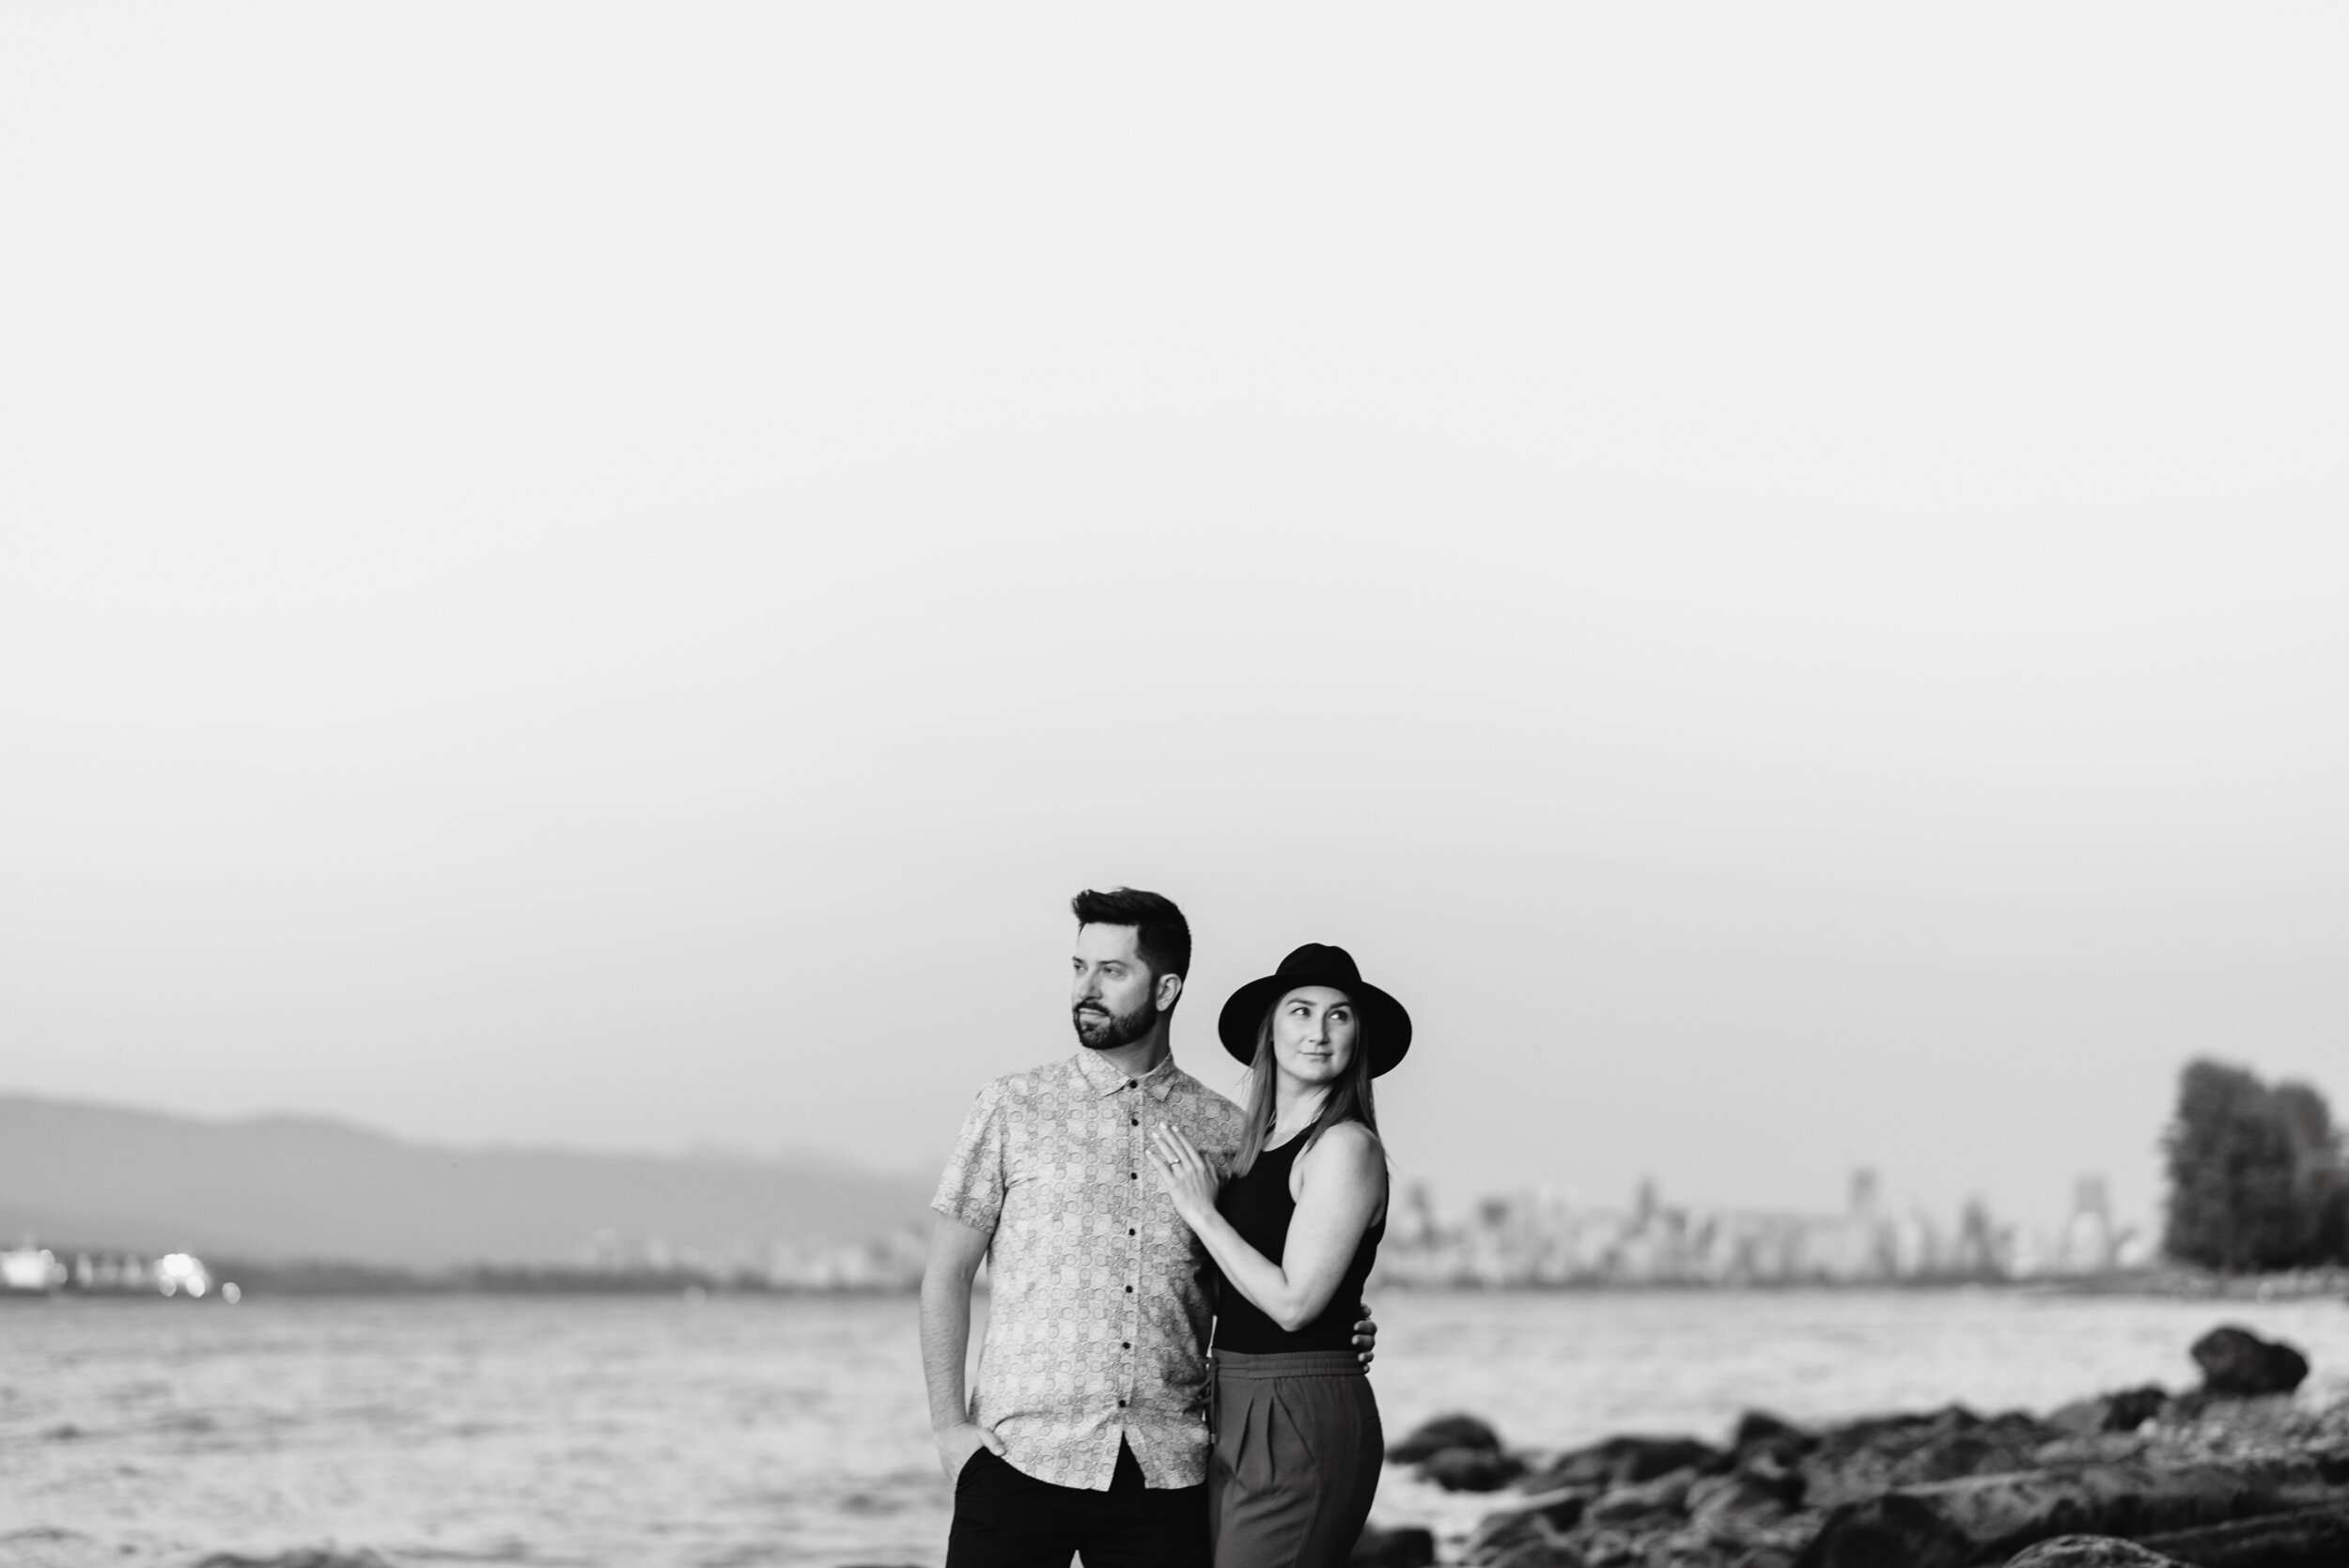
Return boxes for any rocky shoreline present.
[1362,1324,2349,1568]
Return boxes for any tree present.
[2310,1177,2349,1265]
[2274,1080,2349,1265]
[2161,1060,2310,1271]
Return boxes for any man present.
[921,888,1372,1568]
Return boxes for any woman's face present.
[1270,986,1358,1087]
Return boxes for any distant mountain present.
[0,1094,932,1269]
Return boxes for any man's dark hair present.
[1070,887,1192,986]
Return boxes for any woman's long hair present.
[1231,994,1382,1179]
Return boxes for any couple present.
[921,887,1413,1568]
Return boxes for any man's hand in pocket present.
[933,1420,1005,1484]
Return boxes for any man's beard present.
[1072,994,1159,1051]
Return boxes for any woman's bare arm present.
[1151,1121,1386,1334]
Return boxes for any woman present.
[1149,942,1410,1568]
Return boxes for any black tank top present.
[1211,1129,1384,1355]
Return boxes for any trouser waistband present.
[1212,1349,1363,1379]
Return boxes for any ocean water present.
[4,1289,2347,1568]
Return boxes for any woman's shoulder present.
[1299,1120,1387,1183]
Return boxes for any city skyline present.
[0,1122,2145,1291]
[0,1075,2254,1240]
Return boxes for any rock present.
[196,1554,399,1568]
[1462,1499,1587,1566]
[1471,1491,1591,1543]
[1732,1551,1801,1568]
[1350,1523,1438,1567]
[1800,1405,1979,1505]
[2049,1387,2170,1436]
[2135,1502,2349,1567]
[1794,1453,2347,1568]
[2033,1433,2153,1468]
[1732,1447,1811,1511]
[1531,1491,1593,1531]
[1621,1522,1765,1568]
[1621,1436,1728,1483]
[1586,1467,1697,1525]
[1389,1412,1504,1463]
[1801,1405,2067,1508]
[1905,1412,2070,1485]
[2001,1539,2186,1567]
[1715,1417,1812,1501]
[1421,1445,1527,1492]
[2105,1388,2170,1434]
[1522,1435,1726,1490]
[1688,1470,1800,1530]
[1481,1545,1589,1568]
[2159,1386,2310,1428]
[2192,1326,2310,1399]
[1738,1418,1804,1455]
[1734,1410,1815,1454]
[1463,1508,1555,1562]
[1793,1489,1979,1568]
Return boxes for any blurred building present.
[580,1224,929,1289]
[1372,1171,2140,1287]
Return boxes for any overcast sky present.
[5,5,2344,1234]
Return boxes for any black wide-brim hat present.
[1217,943,1412,1078]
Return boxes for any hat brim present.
[1217,972,1412,1077]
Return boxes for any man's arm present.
[919,1211,1004,1483]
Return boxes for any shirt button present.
[1129,1172,1137,1179]
[1128,1228,1136,1236]
[1118,1398,1127,1407]
[1122,1341,1131,1349]
[1125,1285,1133,1293]
[1130,1117,1139,1126]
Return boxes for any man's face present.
[1070,923,1173,1050]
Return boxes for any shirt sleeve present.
[1196,1094,1248,1178]
[930,1079,1008,1235]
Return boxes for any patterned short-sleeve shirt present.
[932,1048,1247,1490]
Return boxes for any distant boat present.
[153,1251,214,1298]
[2,1242,66,1294]
[1,1239,225,1298]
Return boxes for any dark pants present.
[946,1439,1209,1568]
[1207,1351,1382,1568]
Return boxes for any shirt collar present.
[1071,1048,1182,1102]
